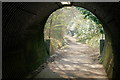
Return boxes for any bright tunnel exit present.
[44,6,105,55]
[34,6,108,79]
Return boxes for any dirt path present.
[34,35,108,80]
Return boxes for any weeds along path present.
[34,35,108,80]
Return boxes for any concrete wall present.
[2,2,120,79]
[3,2,59,78]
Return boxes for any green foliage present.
[44,6,105,50]
[76,7,102,25]
[44,9,66,50]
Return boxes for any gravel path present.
[34,35,108,80]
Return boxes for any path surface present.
[34,35,108,80]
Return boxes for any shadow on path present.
[34,35,108,80]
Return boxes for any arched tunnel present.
[2,2,120,79]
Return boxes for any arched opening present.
[35,6,110,79]
[44,6,107,54]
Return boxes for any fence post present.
[100,39,105,57]
[45,39,50,56]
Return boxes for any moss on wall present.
[3,29,49,78]
[24,29,49,76]
[102,40,114,79]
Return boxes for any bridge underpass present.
[2,2,120,80]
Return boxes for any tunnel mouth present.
[44,6,107,59]
[36,6,111,79]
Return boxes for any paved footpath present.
[34,35,108,80]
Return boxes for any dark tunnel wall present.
[2,2,120,79]
[2,2,60,78]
